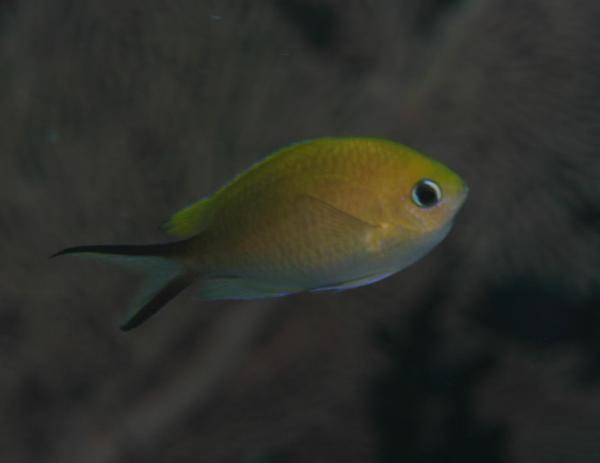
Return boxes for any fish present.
[52,137,468,331]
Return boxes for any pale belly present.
[195,221,453,300]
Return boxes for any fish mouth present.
[461,181,469,205]
[463,181,470,196]
[452,178,469,211]
[458,183,469,208]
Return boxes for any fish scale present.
[53,137,468,330]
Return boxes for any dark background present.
[2,1,600,462]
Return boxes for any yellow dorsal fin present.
[162,196,214,238]
[162,139,332,238]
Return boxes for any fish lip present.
[457,179,469,206]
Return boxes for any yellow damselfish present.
[53,137,468,330]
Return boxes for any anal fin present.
[312,271,395,293]
[197,277,297,301]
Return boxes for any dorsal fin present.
[162,139,335,239]
[162,196,214,238]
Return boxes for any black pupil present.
[416,182,438,206]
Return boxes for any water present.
[1,1,599,462]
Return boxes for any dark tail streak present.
[120,274,191,331]
[50,239,197,331]
[50,242,180,259]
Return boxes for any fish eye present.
[411,179,442,208]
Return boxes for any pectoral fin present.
[296,194,380,235]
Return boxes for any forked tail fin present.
[51,242,194,331]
